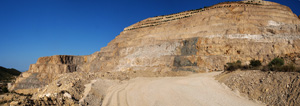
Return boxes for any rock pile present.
[217,70,300,106]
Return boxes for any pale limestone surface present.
[102,72,264,106]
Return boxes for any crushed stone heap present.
[11,0,300,91]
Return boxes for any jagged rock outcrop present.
[12,0,300,92]
[10,54,101,92]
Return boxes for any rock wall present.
[11,55,87,91]
[30,56,81,73]
[99,0,300,72]
[12,0,300,91]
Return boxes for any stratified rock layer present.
[12,0,300,91]
[99,0,300,72]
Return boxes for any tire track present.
[102,72,265,106]
[102,82,129,106]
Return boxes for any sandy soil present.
[102,72,264,106]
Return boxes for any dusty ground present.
[2,71,265,106]
[0,71,194,105]
[101,72,263,106]
[217,70,300,106]
[7,70,299,106]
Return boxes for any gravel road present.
[102,72,264,106]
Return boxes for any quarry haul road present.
[102,72,264,106]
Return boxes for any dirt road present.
[102,72,264,106]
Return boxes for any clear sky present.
[0,0,299,72]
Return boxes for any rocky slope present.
[9,0,300,104]
[217,70,300,106]
[0,66,20,81]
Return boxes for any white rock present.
[268,20,280,26]
[45,93,51,97]
[64,92,72,99]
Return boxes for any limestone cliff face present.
[12,0,300,91]
[99,0,300,72]
[10,54,100,91]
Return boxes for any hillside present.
[4,0,300,105]
[0,66,21,94]
[11,0,300,92]
[0,66,21,81]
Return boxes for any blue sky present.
[0,0,299,71]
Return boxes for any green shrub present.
[250,59,262,67]
[225,60,242,71]
[268,58,284,67]
[267,58,284,71]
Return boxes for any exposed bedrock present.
[11,0,300,91]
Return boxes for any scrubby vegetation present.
[225,60,242,71]
[0,66,21,81]
[0,66,21,94]
[250,59,262,67]
[262,58,299,72]
[268,58,284,67]
[225,58,300,72]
